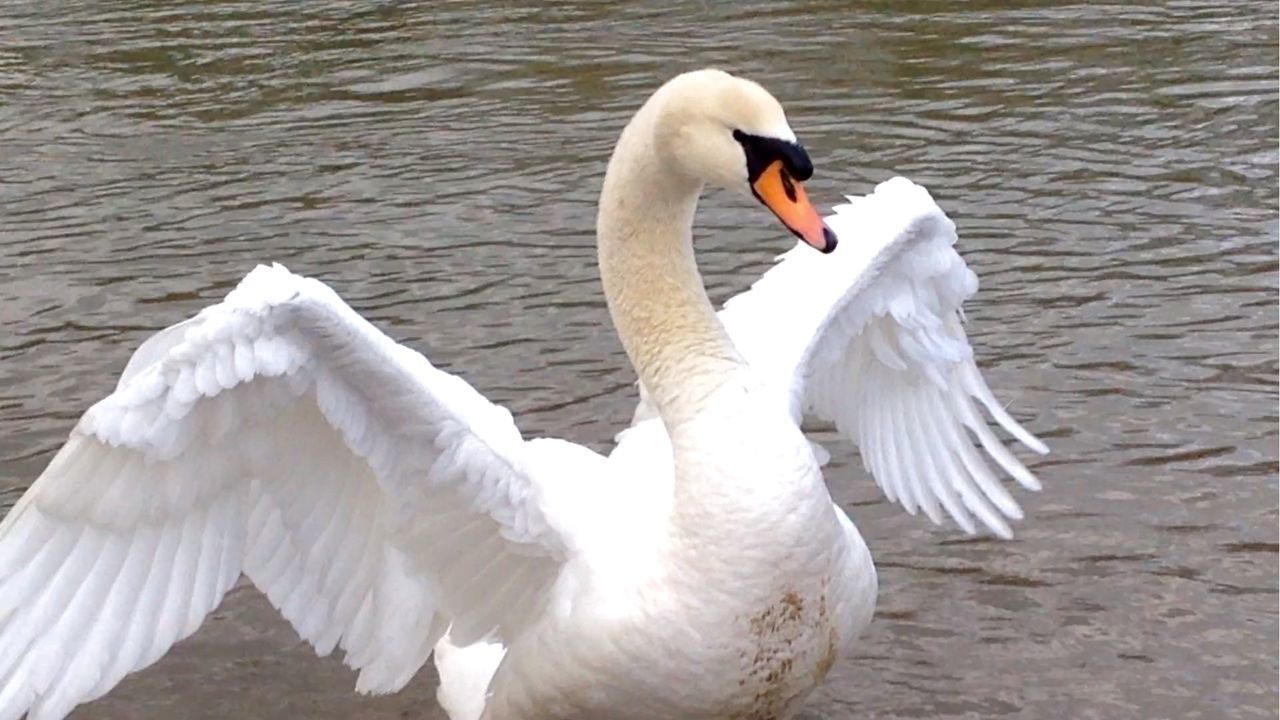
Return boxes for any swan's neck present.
[597,116,742,427]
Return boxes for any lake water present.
[0,1,1275,718]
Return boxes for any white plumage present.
[0,68,1047,720]
[0,176,1044,720]
[713,177,1048,539]
[0,266,592,719]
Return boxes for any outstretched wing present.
[717,178,1048,538]
[0,264,586,720]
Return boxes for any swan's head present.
[652,69,836,253]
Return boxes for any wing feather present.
[905,391,974,535]
[0,263,597,719]
[714,178,1048,537]
[894,391,942,525]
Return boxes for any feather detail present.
[706,177,1048,537]
[0,264,596,720]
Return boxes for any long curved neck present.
[597,107,743,428]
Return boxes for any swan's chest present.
[487,513,861,720]
[724,586,842,720]
[650,527,850,717]
[658,410,849,715]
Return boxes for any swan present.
[0,69,1047,720]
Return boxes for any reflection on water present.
[1,1,1275,718]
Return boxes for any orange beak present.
[751,160,836,253]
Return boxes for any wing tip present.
[1025,435,1051,456]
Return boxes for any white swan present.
[0,69,1046,720]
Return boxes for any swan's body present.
[0,70,1045,720]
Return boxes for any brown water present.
[1,2,1276,718]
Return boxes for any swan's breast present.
[732,585,840,720]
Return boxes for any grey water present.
[0,1,1275,718]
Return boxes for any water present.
[0,1,1275,718]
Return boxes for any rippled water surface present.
[1,1,1276,718]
